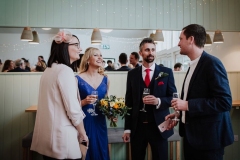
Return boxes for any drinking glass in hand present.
[140,88,150,112]
[91,91,98,116]
[172,92,180,121]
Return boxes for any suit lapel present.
[187,51,206,99]
[135,66,142,106]
[153,64,161,95]
[181,67,190,99]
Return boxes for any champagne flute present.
[91,91,98,116]
[140,88,150,112]
[172,92,180,121]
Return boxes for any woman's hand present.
[79,134,89,147]
[82,95,97,106]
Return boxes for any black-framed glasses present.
[69,43,80,49]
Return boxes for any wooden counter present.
[25,105,37,112]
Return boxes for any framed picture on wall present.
[103,58,115,68]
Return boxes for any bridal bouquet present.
[98,95,131,127]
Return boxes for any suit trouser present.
[130,122,168,160]
[183,137,224,160]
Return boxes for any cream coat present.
[31,63,85,159]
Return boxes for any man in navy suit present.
[166,24,234,160]
[122,38,177,160]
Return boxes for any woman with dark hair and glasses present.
[31,30,88,160]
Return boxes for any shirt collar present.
[142,63,155,72]
[189,54,201,67]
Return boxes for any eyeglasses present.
[69,43,80,49]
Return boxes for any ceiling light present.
[42,28,51,30]
[205,34,212,46]
[154,29,164,42]
[213,30,224,43]
[91,28,102,45]
[20,27,33,41]
[29,31,40,44]
[100,29,113,33]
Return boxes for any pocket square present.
[158,81,164,86]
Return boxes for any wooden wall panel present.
[0,76,4,159]
[176,0,184,30]
[45,0,54,27]
[142,0,150,29]
[1,0,240,31]
[209,0,217,30]
[183,0,191,27]
[128,0,136,29]
[29,0,38,26]
[76,0,85,27]
[170,0,177,29]
[99,0,107,28]
[203,0,210,30]
[5,0,14,26]
[106,0,114,28]
[135,0,143,28]
[0,0,6,25]
[163,0,170,29]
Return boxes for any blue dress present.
[76,75,109,160]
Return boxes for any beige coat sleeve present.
[57,67,85,126]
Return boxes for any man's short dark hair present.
[182,24,206,48]
[130,52,139,60]
[119,53,128,64]
[139,38,155,51]
[38,56,44,59]
[107,60,112,64]
[174,63,182,69]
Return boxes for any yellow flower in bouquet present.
[97,95,131,127]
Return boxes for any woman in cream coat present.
[31,31,88,160]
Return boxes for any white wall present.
[0,31,140,66]
[1,32,240,71]
[156,32,240,71]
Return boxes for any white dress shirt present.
[182,55,201,123]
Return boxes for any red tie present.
[145,69,151,87]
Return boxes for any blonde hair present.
[79,47,101,73]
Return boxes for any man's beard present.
[144,55,155,63]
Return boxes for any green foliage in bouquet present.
[97,95,131,127]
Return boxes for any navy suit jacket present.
[124,64,177,139]
[179,51,234,150]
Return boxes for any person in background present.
[21,58,31,72]
[8,59,29,72]
[173,62,182,71]
[112,62,120,70]
[128,63,134,69]
[102,60,106,68]
[129,52,140,68]
[76,47,115,160]
[166,24,234,160]
[122,38,177,160]
[117,53,132,71]
[0,59,2,71]
[31,31,88,160]
[38,55,47,66]
[104,60,114,71]
[1,60,14,72]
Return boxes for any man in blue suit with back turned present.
[166,24,234,160]
[122,38,177,160]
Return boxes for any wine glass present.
[91,91,98,116]
[140,88,150,112]
[172,92,180,121]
